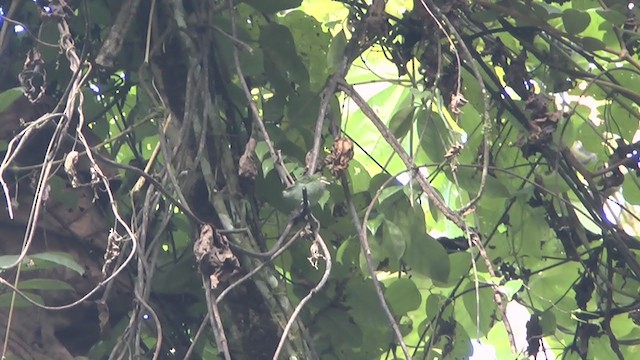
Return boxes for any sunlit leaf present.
[502,279,523,300]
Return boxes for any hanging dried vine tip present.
[324,137,354,175]
[18,48,47,103]
[64,151,80,188]
[193,224,240,289]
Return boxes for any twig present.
[202,275,232,360]
[144,0,157,64]
[305,2,372,176]
[227,0,292,186]
[211,24,253,53]
[418,0,491,214]
[337,80,465,229]
[339,78,517,354]
[0,14,59,48]
[226,213,297,259]
[217,230,303,304]
[345,172,412,359]
[0,0,20,55]
[96,0,144,67]
[183,317,209,360]
[272,223,331,360]
[134,292,163,360]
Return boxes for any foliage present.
[1,0,640,359]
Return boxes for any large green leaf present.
[0,291,44,308]
[260,23,309,91]
[0,252,83,275]
[417,107,448,162]
[381,219,407,263]
[315,308,363,354]
[280,11,331,91]
[31,252,85,275]
[327,30,347,74]
[562,9,591,35]
[18,278,74,291]
[0,87,22,113]
[383,277,422,316]
[388,91,415,139]
[345,278,392,344]
[403,232,450,282]
[462,283,496,336]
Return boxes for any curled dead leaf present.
[193,224,240,289]
[325,137,354,175]
[239,138,258,179]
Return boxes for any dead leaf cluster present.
[324,137,354,175]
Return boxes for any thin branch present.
[202,275,232,360]
[338,80,466,229]
[418,0,491,214]
[345,171,411,359]
[217,230,303,304]
[96,0,143,67]
[183,317,209,360]
[272,221,332,360]
[227,0,292,186]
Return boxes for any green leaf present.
[596,9,626,26]
[316,308,363,350]
[260,23,309,90]
[242,0,301,12]
[382,219,407,262]
[562,9,591,35]
[0,255,20,268]
[446,252,471,284]
[462,283,495,336]
[49,176,79,207]
[19,278,74,291]
[280,11,331,91]
[425,294,451,322]
[384,278,422,316]
[286,89,320,127]
[453,167,511,198]
[417,108,448,162]
[537,170,571,194]
[540,310,557,336]
[581,36,606,51]
[403,233,450,282]
[346,279,392,343]
[468,10,499,23]
[0,291,44,308]
[450,321,473,359]
[327,30,347,74]
[388,95,415,139]
[0,87,22,113]
[589,336,620,359]
[502,279,523,300]
[31,252,85,275]
[623,179,640,205]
